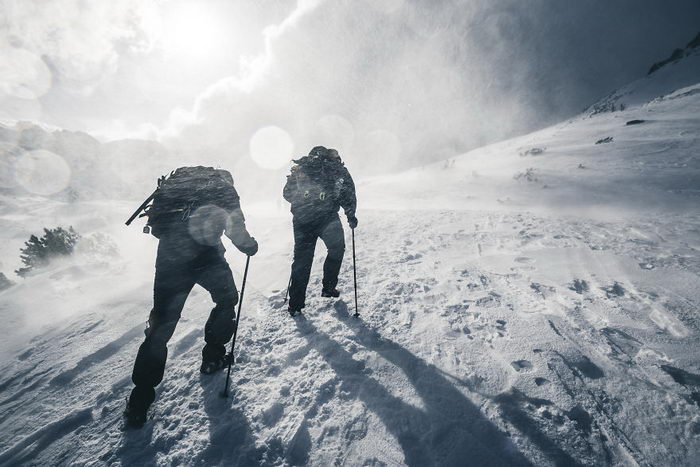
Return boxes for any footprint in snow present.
[601,282,625,299]
[530,282,554,298]
[267,291,288,310]
[403,253,423,262]
[511,360,533,372]
[475,292,501,308]
[568,279,589,294]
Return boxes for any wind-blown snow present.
[1,51,699,466]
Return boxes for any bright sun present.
[160,1,229,62]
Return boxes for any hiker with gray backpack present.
[283,146,358,317]
[123,166,258,428]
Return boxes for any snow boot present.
[124,386,155,429]
[288,306,302,317]
[321,288,340,298]
[200,353,232,375]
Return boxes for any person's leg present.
[195,251,239,364]
[288,221,319,311]
[319,215,345,293]
[130,254,194,416]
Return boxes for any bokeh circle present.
[249,126,294,170]
[15,149,72,196]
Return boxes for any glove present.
[240,237,258,256]
[347,216,358,229]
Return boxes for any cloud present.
[0,0,158,98]
[160,0,537,175]
[3,0,700,183]
[158,0,700,181]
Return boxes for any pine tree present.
[15,227,80,277]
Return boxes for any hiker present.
[124,166,258,428]
[283,146,357,316]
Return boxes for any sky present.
[1,0,700,174]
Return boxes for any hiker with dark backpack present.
[123,166,258,428]
[283,146,357,317]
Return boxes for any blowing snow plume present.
[3,1,700,178]
[159,0,700,179]
[2,2,700,466]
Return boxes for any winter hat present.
[309,146,328,157]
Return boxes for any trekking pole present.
[284,275,292,304]
[352,227,359,317]
[222,255,251,397]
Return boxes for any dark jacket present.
[283,156,356,224]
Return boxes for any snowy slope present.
[1,52,700,466]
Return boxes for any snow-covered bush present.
[15,227,81,277]
[519,147,546,157]
[513,168,539,182]
[75,232,120,265]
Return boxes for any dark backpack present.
[293,155,344,193]
[288,155,349,222]
[142,166,236,238]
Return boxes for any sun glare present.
[160,1,229,63]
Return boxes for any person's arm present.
[338,167,357,226]
[219,185,258,255]
[225,207,258,255]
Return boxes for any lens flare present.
[14,150,71,196]
[187,204,228,246]
[0,44,52,100]
[249,126,295,170]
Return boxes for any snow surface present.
[1,51,700,466]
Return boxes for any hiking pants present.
[132,242,238,390]
[289,214,345,310]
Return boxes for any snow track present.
[1,56,700,465]
[1,207,699,466]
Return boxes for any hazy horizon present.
[1,0,699,176]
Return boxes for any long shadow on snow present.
[49,324,145,387]
[115,374,261,465]
[196,374,263,465]
[117,420,157,466]
[294,305,531,467]
[332,301,582,467]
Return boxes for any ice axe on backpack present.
[125,189,158,227]
[125,175,169,228]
